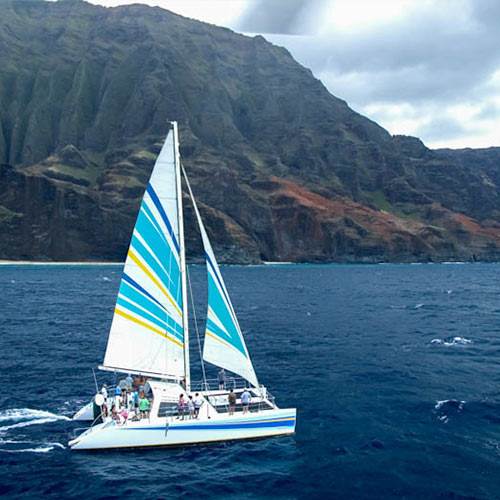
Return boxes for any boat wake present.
[0,441,66,453]
[0,408,69,453]
[0,408,70,429]
[431,337,473,347]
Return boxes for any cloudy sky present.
[89,0,500,149]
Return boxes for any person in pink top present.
[177,394,187,420]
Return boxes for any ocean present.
[1,263,500,499]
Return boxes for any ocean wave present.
[0,408,70,434]
[0,442,65,454]
[435,399,466,411]
[0,408,71,423]
[434,399,466,424]
[431,337,472,347]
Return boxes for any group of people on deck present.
[176,393,204,420]
[99,374,152,424]
[97,370,254,424]
[218,368,252,415]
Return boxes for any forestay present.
[183,167,259,388]
[103,130,185,379]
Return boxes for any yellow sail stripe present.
[205,330,234,349]
[115,308,183,349]
[128,249,182,317]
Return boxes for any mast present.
[172,121,190,391]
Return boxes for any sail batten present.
[102,128,185,379]
[182,166,259,388]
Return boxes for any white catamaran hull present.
[67,124,297,451]
[73,402,94,421]
[69,409,296,450]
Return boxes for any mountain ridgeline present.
[1,0,500,263]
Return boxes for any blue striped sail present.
[103,130,185,379]
[184,169,259,388]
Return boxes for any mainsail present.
[102,128,186,379]
[183,167,259,388]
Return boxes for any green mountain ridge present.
[1,0,500,262]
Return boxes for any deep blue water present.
[2,263,500,499]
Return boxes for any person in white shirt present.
[193,393,203,418]
[241,389,251,414]
[100,384,108,401]
[187,395,195,419]
[115,393,122,411]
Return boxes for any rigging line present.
[186,263,208,391]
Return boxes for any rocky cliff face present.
[1,0,500,262]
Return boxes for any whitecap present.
[435,399,465,411]
[449,336,472,345]
[414,303,424,309]
[431,337,472,347]
[0,438,32,444]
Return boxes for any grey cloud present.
[237,0,329,35]
[235,0,500,146]
[264,1,500,108]
[476,102,500,120]
[415,117,470,143]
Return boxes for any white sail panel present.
[103,130,185,379]
[183,167,259,388]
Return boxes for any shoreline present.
[0,260,124,266]
[0,260,496,267]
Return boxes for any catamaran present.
[68,122,296,450]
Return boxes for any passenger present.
[118,378,128,390]
[143,380,152,397]
[138,391,150,419]
[193,393,203,418]
[187,395,195,419]
[119,408,129,425]
[218,368,226,390]
[100,384,108,401]
[115,390,122,411]
[125,373,133,390]
[130,407,141,421]
[177,394,187,420]
[228,389,236,416]
[241,388,251,414]
[115,385,121,397]
[130,389,139,410]
[121,388,128,409]
[111,404,120,422]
